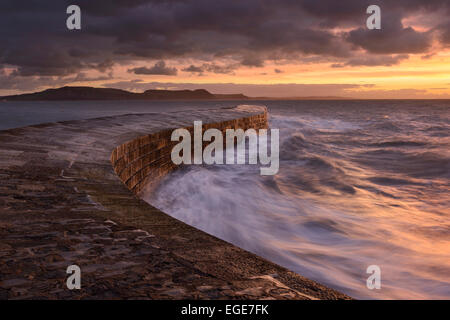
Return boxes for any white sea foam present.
[145,101,450,299]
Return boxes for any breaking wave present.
[144,100,450,299]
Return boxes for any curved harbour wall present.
[0,105,350,300]
[111,106,268,194]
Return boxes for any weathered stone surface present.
[0,105,351,300]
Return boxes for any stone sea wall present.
[111,107,268,195]
[0,105,351,300]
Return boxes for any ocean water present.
[0,100,236,131]
[144,100,450,299]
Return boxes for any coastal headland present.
[0,105,351,299]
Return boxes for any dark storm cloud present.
[182,63,237,75]
[331,54,409,68]
[437,22,450,46]
[0,0,449,84]
[241,56,265,67]
[128,61,178,75]
[346,12,432,54]
[183,65,204,73]
[297,0,449,25]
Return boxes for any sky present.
[1,0,450,98]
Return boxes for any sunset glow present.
[1,1,449,99]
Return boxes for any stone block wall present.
[111,110,268,195]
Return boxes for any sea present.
[1,99,449,299]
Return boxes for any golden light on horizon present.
[83,47,450,99]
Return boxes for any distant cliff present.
[0,86,249,101]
